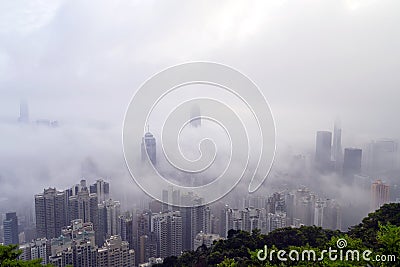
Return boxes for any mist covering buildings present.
[1,1,400,266]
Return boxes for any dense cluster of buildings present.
[315,121,397,211]
[0,120,398,266]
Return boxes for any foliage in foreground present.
[159,203,400,267]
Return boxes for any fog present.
[0,0,399,222]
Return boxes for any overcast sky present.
[0,0,399,209]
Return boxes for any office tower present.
[18,100,29,123]
[152,211,183,258]
[315,131,332,171]
[19,238,51,265]
[332,120,343,170]
[141,130,157,166]
[97,199,121,246]
[3,212,19,245]
[118,213,134,250]
[190,104,201,127]
[343,148,362,182]
[365,139,398,176]
[371,179,390,211]
[97,236,135,267]
[89,179,110,203]
[35,188,67,239]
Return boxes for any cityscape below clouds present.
[0,1,399,266]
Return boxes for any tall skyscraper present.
[141,130,157,166]
[315,131,332,171]
[35,188,67,239]
[3,212,19,245]
[343,148,362,183]
[371,179,390,211]
[18,100,29,123]
[332,120,343,170]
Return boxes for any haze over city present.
[0,1,399,266]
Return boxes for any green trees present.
[160,203,400,267]
[0,245,43,267]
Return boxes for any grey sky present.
[0,0,399,208]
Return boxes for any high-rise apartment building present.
[97,236,135,267]
[19,238,51,265]
[35,188,67,239]
[371,179,390,211]
[152,211,182,258]
[97,199,121,246]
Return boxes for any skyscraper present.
[35,188,67,239]
[141,130,157,166]
[343,148,362,183]
[315,131,332,171]
[371,179,390,211]
[3,212,19,245]
[332,120,343,170]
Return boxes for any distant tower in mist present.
[141,127,157,166]
[343,148,362,183]
[190,104,201,127]
[18,100,29,123]
[315,131,332,171]
[332,120,342,161]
